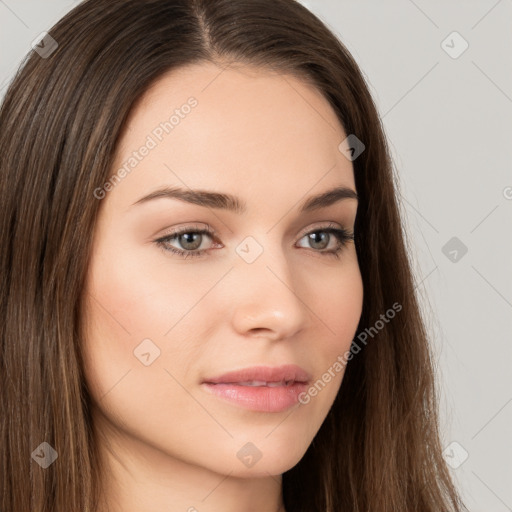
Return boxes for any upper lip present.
[203,364,312,385]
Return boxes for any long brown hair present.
[0,1,466,510]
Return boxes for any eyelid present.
[296,220,352,239]
[156,222,216,239]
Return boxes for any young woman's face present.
[82,62,363,478]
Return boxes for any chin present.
[229,439,310,477]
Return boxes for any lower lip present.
[201,382,308,412]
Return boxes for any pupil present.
[181,233,201,250]
[309,232,328,249]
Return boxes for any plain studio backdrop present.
[1,1,511,510]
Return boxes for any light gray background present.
[1,1,511,510]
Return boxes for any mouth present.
[228,380,298,387]
[201,365,311,413]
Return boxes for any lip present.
[201,364,312,413]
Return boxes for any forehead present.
[108,61,355,209]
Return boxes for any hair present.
[0,0,466,511]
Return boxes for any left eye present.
[155,225,353,259]
[297,229,344,251]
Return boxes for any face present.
[82,61,363,479]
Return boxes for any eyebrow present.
[130,185,358,214]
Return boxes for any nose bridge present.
[228,233,309,338]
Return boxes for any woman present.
[0,0,467,511]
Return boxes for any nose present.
[228,246,310,341]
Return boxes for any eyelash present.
[154,222,354,260]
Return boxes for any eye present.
[154,224,217,259]
[296,223,354,259]
[154,222,354,259]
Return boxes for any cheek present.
[326,278,363,350]
[310,257,363,349]
[80,250,246,472]
[302,259,363,397]
[80,244,211,399]
[83,240,218,340]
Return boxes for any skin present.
[82,61,363,512]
